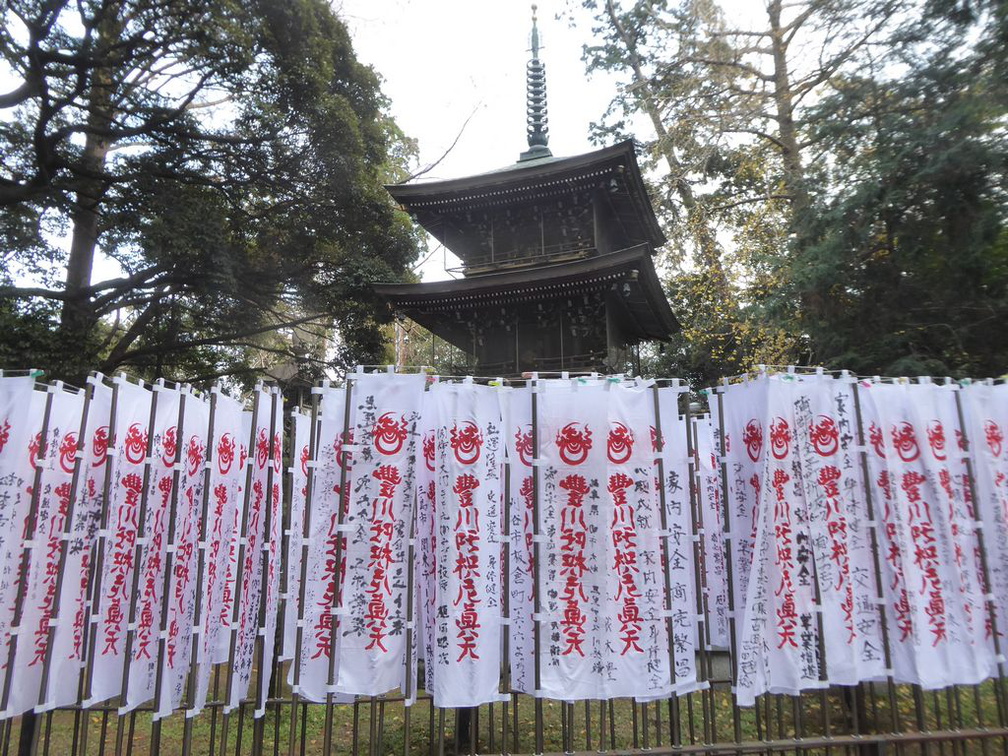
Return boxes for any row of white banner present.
[715,375,1008,703]
[0,371,1005,718]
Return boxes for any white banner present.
[535,380,607,699]
[290,385,354,703]
[191,391,245,717]
[791,375,885,685]
[156,389,210,719]
[425,381,504,707]
[88,378,153,706]
[257,389,285,716]
[282,409,311,662]
[415,389,437,693]
[216,409,252,665]
[960,382,1008,657]
[46,377,113,712]
[693,414,729,650]
[0,376,43,714]
[1,370,1007,716]
[732,376,822,704]
[926,383,994,679]
[500,385,535,695]
[125,384,183,712]
[719,378,767,650]
[858,381,993,688]
[333,372,424,697]
[534,379,672,700]
[720,377,770,703]
[654,387,699,693]
[856,382,919,684]
[5,385,85,717]
[227,387,282,712]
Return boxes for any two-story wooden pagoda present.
[374,9,676,375]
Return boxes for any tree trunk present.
[766,0,810,230]
[57,7,121,380]
[604,0,731,289]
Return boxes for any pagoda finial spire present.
[519,4,552,162]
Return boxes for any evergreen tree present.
[795,12,1008,376]
[577,0,1006,380]
[0,0,421,385]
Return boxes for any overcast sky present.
[336,1,621,280]
[338,0,615,180]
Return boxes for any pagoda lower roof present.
[374,245,678,342]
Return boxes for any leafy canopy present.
[0,0,421,386]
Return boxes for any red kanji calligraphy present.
[609,472,642,654]
[365,464,401,652]
[453,473,481,661]
[558,474,590,655]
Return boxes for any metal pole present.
[287,389,322,756]
[322,376,356,754]
[78,375,121,756]
[181,387,221,756]
[220,385,264,750]
[149,387,190,752]
[114,381,163,755]
[650,382,680,745]
[530,375,544,755]
[712,383,747,746]
[687,411,714,745]
[251,387,282,755]
[501,398,513,755]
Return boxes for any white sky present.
[7,1,760,286]
[338,0,613,179]
[336,0,619,279]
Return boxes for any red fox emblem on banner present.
[556,422,592,466]
[607,422,634,464]
[809,416,838,457]
[743,420,763,462]
[373,412,409,456]
[451,422,483,465]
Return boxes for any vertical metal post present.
[271,407,295,755]
[403,478,418,756]
[650,382,680,746]
[114,382,163,755]
[287,390,322,756]
[501,397,513,755]
[220,385,264,751]
[250,387,282,756]
[150,387,189,753]
[0,382,55,721]
[182,387,220,756]
[322,376,356,754]
[529,375,544,755]
[713,383,747,747]
[687,407,713,745]
[78,375,121,756]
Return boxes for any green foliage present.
[796,54,1008,376]
[0,0,421,386]
[578,0,1007,380]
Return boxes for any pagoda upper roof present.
[386,140,667,250]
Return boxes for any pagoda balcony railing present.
[447,241,596,277]
[476,349,609,378]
